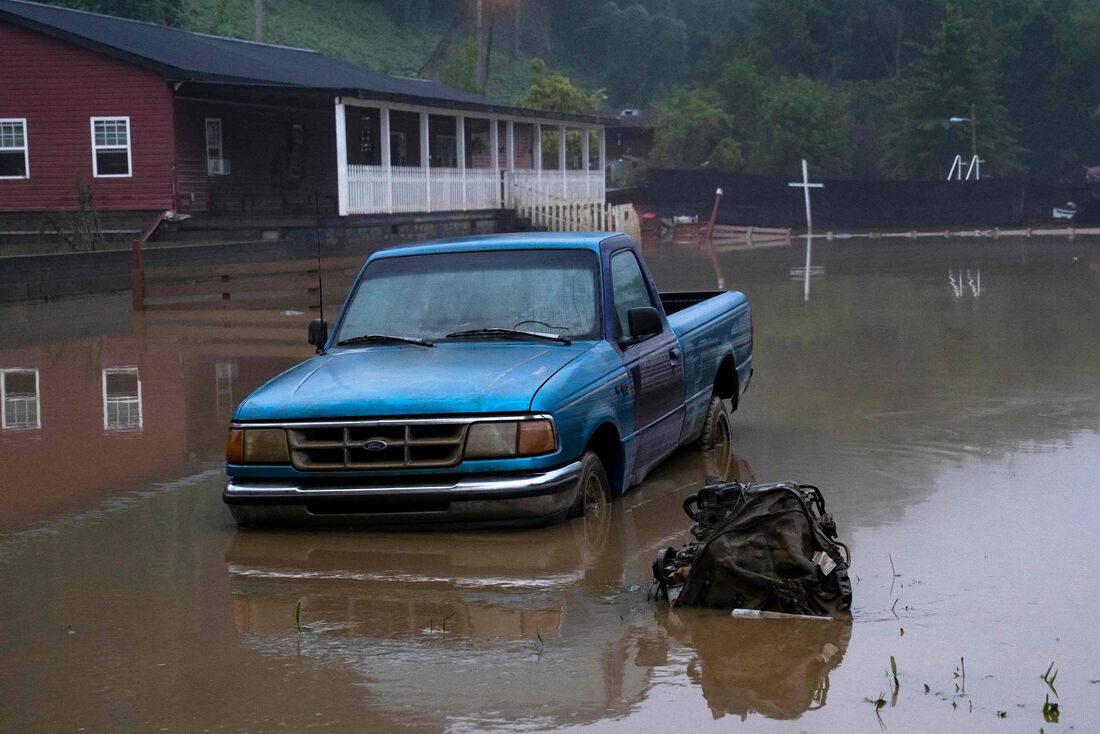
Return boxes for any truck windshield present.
[336,249,601,343]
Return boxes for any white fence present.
[345,164,630,237]
[348,165,503,214]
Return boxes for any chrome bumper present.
[223,461,583,527]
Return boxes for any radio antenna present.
[314,189,325,325]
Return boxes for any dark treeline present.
[44,0,1100,180]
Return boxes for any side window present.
[610,249,654,337]
[0,119,29,179]
[91,117,132,177]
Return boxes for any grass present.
[889,655,900,693]
[294,600,302,633]
[179,0,602,103]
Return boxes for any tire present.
[698,394,731,452]
[567,450,611,520]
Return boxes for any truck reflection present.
[224,444,849,727]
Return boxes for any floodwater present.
[1,236,1098,732]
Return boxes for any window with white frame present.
[91,117,132,177]
[1,368,41,430]
[102,367,142,430]
[206,118,228,175]
[0,119,29,179]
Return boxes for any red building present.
[0,0,610,221]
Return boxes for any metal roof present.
[0,0,611,125]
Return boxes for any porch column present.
[380,105,393,214]
[420,110,431,212]
[489,117,500,207]
[559,125,567,197]
[598,126,607,199]
[334,98,348,216]
[457,115,467,210]
[534,123,542,182]
[583,128,591,200]
[505,120,515,208]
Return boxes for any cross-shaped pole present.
[789,159,823,301]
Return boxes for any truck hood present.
[235,343,592,420]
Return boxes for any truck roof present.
[369,232,628,261]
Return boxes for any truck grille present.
[287,422,469,470]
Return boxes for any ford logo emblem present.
[362,439,388,452]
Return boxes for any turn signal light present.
[226,429,244,463]
[517,419,556,456]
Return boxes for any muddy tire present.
[567,451,610,520]
[699,394,731,452]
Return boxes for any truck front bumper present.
[223,461,582,528]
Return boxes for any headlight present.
[226,428,290,464]
[464,418,556,459]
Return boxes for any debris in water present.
[281,310,305,316]
[1042,694,1059,723]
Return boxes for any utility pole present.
[254,0,264,42]
[969,103,977,160]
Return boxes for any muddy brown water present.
[1,237,1098,732]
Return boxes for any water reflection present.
[1,367,40,430]
[657,608,851,721]
[224,446,756,729]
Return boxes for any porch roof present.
[0,0,612,126]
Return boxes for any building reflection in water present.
[1,368,41,430]
[102,366,143,431]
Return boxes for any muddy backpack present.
[653,479,852,616]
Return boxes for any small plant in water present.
[1042,693,1060,723]
[294,601,303,633]
[995,710,1006,718]
[889,656,900,692]
[1041,661,1058,696]
[536,627,545,651]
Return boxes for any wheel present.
[568,451,610,520]
[699,394,731,453]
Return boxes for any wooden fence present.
[132,255,364,314]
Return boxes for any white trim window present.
[0,119,29,179]
[91,117,132,177]
[206,117,229,175]
[102,367,143,431]
[1,368,41,430]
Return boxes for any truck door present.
[608,247,685,477]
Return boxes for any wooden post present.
[334,98,348,216]
[380,105,393,214]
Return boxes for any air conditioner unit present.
[208,158,231,176]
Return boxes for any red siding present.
[0,20,175,212]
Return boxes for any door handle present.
[669,347,681,362]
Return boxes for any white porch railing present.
[348,165,503,214]
[509,170,605,207]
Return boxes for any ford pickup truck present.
[224,232,752,527]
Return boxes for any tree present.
[515,59,602,114]
[54,0,183,25]
[649,88,740,170]
[750,75,854,176]
[884,5,1020,178]
[438,37,480,93]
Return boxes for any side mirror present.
[627,306,661,341]
[308,319,328,350]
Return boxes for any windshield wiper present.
[445,327,572,344]
[336,334,434,347]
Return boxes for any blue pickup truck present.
[224,232,752,527]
